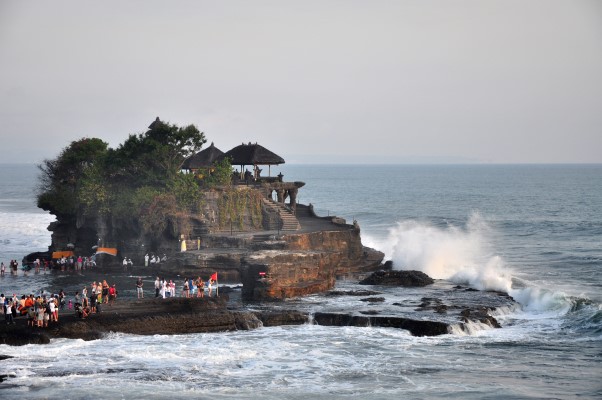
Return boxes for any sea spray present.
[373,212,513,292]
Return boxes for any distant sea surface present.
[0,163,601,399]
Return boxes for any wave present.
[372,212,511,292]
[364,212,600,322]
[0,211,55,260]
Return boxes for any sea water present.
[0,163,601,399]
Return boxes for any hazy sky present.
[1,0,601,164]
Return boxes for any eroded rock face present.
[312,312,449,337]
[241,250,339,300]
[359,270,434,287]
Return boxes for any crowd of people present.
[2,291,63,326]
[1,278,122,325]
[136,276,217,299]
[1,256,98,277]
[2,274,221,326]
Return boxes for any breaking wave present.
[367,212,597,318]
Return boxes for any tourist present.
[207,278,213,297]
[89,292,97,313]
[0,293,4,315]
[51,297,58,322]
[145,253,149,267]
[160,278,166,299]
[5,300,14,324]
[123,257,128,269]
[136,277,144,299]
[196,277,204,298]
[27,305,36,326]
[102,280,109,304]
[169,280,176,297]
[108,284,117,305]
[0,262,4,276]
[182,278,190,298]
[154,277,160,298]
[189,277,194,296]
[35,301,44,327]
[43,301,50,327]
[59,289,66,310]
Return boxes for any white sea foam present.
[374,212,512,292]
[0,211,55,260]
[367,212,582,316]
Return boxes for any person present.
[136,277,144,299]
[27,306,36,326]
[102,280,109,304]
[0,262,5,276]
[182,279,190,298]
[89,292,97,313]
[123,257,128,268]
[59,289,66,310]
[5,300,14,324]
[75,302,88,319]
[196,277,204,298]
[169,280,175,298]
[160,278,167,299]
[207,278,213,297]
[108,284,117,305]
[144,253,149,267]
[50,297,58,322]
[36,302,44,327]
[154,277,160,298]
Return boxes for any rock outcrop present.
[359,269,435,287]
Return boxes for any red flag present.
[210,272,218,281]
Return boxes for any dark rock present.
[359,310,380,315]
[325,290,382,297]
[255,311,309,327]
[359,270,434,287]
[360,297,385,303]
[313,312,449,336]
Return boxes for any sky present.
[1,0,601,164]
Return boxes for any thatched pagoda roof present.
[181,142,224,170]
[222,142,285,166]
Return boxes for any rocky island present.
[4,118,516,346]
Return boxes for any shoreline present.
[0,279,515,346]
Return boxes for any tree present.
[109,119,206,186]
[37,138,108,216]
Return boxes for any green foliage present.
[204,157,233,188]
[36,119,251,244]
[37,138,109,216]
[109,120,206,185]
[139,193,192,240]
[77,162,112,216]
[217,188,263,230]
[168,173,203,211]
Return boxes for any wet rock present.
[359,270,434,287]
[313,312,449,336]
[255,311,308,327]
[325,290,382,297]
[360,297,385,303]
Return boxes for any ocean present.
[0,163,600,399]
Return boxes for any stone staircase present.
[262,198,300,231]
